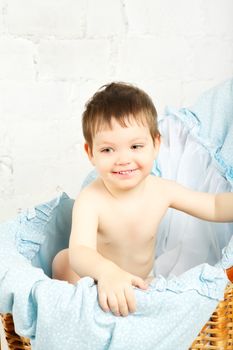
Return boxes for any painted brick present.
[0,0,5,34]
[86,0,125,37]
[0,38,35,80]
[7,0,86,38]
[125,0,205,36]
[0,156,13,197]
[38,39,110,80]
[117,36,190,80]
[124,0,149,35]
[0,81,71,120]
[203,0,233,38]
[10,120,62,161]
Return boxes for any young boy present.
[52,82,233,318]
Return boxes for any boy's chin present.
[109,178,145,192]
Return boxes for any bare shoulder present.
[149,175,175,193]
[73,178,104,209]
[149,176,184,205]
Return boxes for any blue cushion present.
[16,192,74,277]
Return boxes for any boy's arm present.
[215,193,233,222]
[166,180,233,222]
[69,189,147,317]
[69,190,113,280]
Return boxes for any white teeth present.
[118,170,132,174]
[113,169,136,175]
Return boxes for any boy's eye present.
[131,144,144,150]
[101,147,114,153]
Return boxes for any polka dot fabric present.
[0,209,230,349]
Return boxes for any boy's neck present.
[100,176,150,200]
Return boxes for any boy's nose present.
[115,160,131,166]
[115,153,131,166]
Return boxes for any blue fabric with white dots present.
[0,193,231,350]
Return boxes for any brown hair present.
[82,82,160,150]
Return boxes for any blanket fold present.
[0,228,229,350]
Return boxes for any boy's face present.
[85,117,160,192]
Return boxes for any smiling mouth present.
[112,169,137,175]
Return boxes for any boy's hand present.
[97,266,148,317]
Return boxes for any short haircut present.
[82,82,160,150]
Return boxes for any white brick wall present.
[7,0,86,38]
[38,39,111,80]
[0,0,233,220]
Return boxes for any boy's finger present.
[116,291,129,317]
[107,293,120,316]
[124,286,136,313]
[98,291,110,312]
[131,276,148,290]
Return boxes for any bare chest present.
[97,199,165,246]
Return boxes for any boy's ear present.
[84,143,95,165]
[153,134,161,157]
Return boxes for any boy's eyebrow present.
[130,137,148,143]
[96,137,148,146]
[96,141,115,147]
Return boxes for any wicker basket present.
[1,284,232,350]
[0,313,30,350]
[190,283,233,350]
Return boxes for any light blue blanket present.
[0,208,231,350]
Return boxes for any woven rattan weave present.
[0,314,30,350]
[1,283,232,350]
[190,284,233,350]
